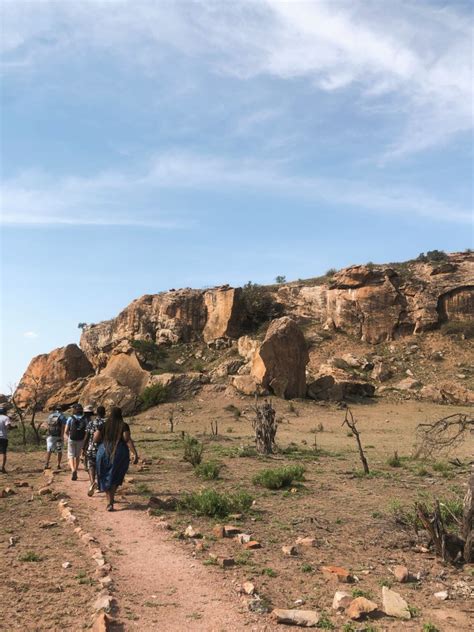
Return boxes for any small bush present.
[423,623,440,632]
[253,465,305,490]
[387,452,402,468]
[241,281,280,331]
[224,404,241,418]
[237,445,258,458]
[325,268,337,277]
[261,567,277,577]
[138,383,168,411]
[19,551,42,562]
[131,339,167,369]
[194,461,222,480]
[183,435,204,467]
[179,488,253,517]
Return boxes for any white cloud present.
[23,331,38,339]
[1,151,470,227]
[1,1,472,158]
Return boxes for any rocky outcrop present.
[15,344,94,408]
[277,252,474,343]
[81,286,244,369]
[251,317,308,399]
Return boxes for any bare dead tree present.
[414,411,474,563]
[210,419,218,436]
[415,412,474,458]
[24,375,44,444]
[248,396,277,455]
[416,501,464,564]
[463,474,474,563]
[342,407,369,474]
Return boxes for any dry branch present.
[415,413,474,458]
[342,407,369,474]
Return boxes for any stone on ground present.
[272,609,320,627]
[382,586,411,619]
[346,597,378,620]
[332,591,352,611]
[393,565,410,583]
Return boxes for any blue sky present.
[1,0,473,392]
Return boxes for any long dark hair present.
[103,407,124,459]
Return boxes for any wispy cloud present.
[1,151,470,227]
[23,331,38,339]
[1,0,471,158]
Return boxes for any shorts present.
[0,438,8,454]
[46,436,63,453]
[67,439,84,459]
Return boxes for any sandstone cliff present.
[14,251,474,409]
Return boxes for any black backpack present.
[69,415,86,441]
[48,413,63,437]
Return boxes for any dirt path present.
[59,468,275,631]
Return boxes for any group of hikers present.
[0,402,139,512]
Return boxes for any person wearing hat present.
[82,405,106,496]
[65,403,87,480]
[0,406,15,474]
[44,405,67,471]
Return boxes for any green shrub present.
[179,488,253,517]
[131,339,167,369]
[417,250,448,263]
[387,452,402,468]
[183,435,204,467]
[19,551,42,562]
[194,461,222,480]
[325,268,337,277]
[237,445,258,458]
[241,282,280,331]
[138,383,168,411]
[441,320,474,340]
[253,465,305,489]
[224,404,241,418]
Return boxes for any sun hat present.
[83,405,95,413]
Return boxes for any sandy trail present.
[59,468,275,631]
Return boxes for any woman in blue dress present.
[94,407,139,511]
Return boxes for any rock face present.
[251,317,308,399]
[81,286,243,369]
[203,287,243,342]
[15,344,94,408]
[277,252,474,343]
[101,353,149,394]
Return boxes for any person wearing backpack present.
[65,403,87,480]
[82,405,106,497]
[44,405,67,470]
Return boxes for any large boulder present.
[148,372,209,400]
[251,317,308,399]
[203,287,243,343]
[15,344,94,409]
[420,382,474,405]
[307,367,375,401]
[101,353,149,394]
[80,375,138,415]
[45,377,91,410]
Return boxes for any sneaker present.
[71,471,77,481]
[87,482,96,497]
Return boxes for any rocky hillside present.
[14,251,474,412]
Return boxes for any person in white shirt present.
[0,406,14,473]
